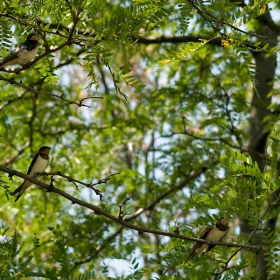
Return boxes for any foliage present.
[0,0,279,279]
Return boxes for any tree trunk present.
[244,11,278,280]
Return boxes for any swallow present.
[12,146,51,202]
[0,34,40,69]
[185,217,229,262]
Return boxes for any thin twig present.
[214,199,275,278]
[0,74,102,107]
[118,197,131,220]
[39,171,120,201]
[188,0,269,40]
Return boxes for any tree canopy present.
[0,0,280,279]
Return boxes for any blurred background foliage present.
[0,0,280,279]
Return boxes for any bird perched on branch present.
[0,34,40,68]
[185,217,229,262]
[12,146,51,202]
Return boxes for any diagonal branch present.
[188,0,269,40]
[126,166,210,221]
[75,165,211,265]
[214,198,275,278]
[0,37,78,73]
[0,165,261,250]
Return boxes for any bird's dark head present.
[27,34,40,41]
[216,217,229,230]
[39,146,51,155]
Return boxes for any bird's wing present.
[11,151,38,196]
[198,226,213,239]
[11,182,24,195]
[185,226,212,262]
[27,152,39,174]
[0,52,18,67]
[0,45,26,67]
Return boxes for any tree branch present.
[74,164,212,265]
[214,198,275,278]
[0,74,102,107]
[0,165,261,250]
[188,0,269,40]
[39,171,120,201]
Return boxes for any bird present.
[185,217,229,262]
[12,146,51,202]
[0,33,40,69]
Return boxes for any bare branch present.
[74,164,214,265]
[38,171,120,201]
[0,74,102,107]
[0,165,261,251]
[118,197,131,220]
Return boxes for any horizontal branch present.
[0,165,261,250]
[46,23,223,46]
[134,35,222,45]
[163,130,266,160]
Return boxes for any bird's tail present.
[11,183,23,196]
[11,183,24,202]
[185,253,194,263]
[14,191,23,202]
[0,55,17,68]
[11,180,31,202]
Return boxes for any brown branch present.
[96,54,110,95]
[0,165,261,250]
[134,35,222,45]
[164,122,266,161]
[127,166,210,220]
[0,74,102,107]
[118,197,131,220]
[38,171,120,200]
[74,164,215,265]
[188,0,269,40]
[46,22,223,46]
[46,22,271,49]
[0,37,76,73]
[36,19,51,52]
[0,13,35,28]
[65,0,83,42]
[55,48,85,68]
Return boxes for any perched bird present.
[185,217,229,262]
[0,34,40,68]
[12,146,51,202]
